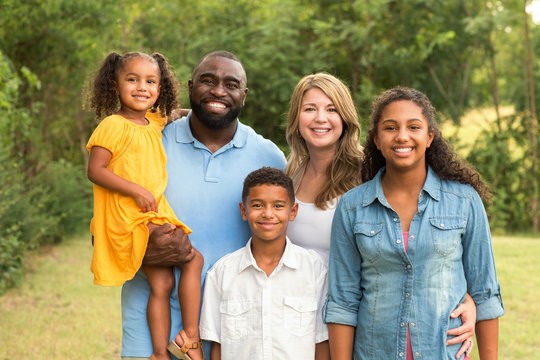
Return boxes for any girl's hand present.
[447,293,476,358]
[133,185,158,213]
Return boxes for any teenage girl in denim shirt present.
[325,87,504,359]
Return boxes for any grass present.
[0,236,121,359]
[1,234,539,359]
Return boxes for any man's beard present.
[190,99,243,130]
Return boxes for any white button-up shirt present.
[200,238,328,360]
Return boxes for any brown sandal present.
[167,330,204,360]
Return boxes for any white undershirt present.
[287,198,338,265]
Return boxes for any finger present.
[450,304,465,318]
[447,323,473,336]
[446,331,473,345]
[152,223,175,236]
[454,339,473,359]
[183,248,196,263]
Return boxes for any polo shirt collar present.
[174,111,249,149]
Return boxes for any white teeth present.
[394,147,412,153]
[313,129,330,133]
[208,102,226,108]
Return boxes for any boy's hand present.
[143,224,195,267]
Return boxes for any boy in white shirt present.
[199,167,328,360]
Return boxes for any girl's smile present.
[374,100,434,172]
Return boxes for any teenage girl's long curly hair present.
[286,73,363,209]
[85,51,179,120]
[362,86,492,202]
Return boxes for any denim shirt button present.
[393,218,398,222]
[440,223,445,228]
[396,239,402,244]
[399,352,404,357]
[400,322,405,327]
[410,235,415,240]
[405,292,410,297]
[406,264,412,269]
[415,352,420,357]
[410,322,416,327]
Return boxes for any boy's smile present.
[240,184,298,244]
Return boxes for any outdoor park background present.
[1,1,539,358]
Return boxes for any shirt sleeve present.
[324,196,362,326]
[199,265,222,343]
[462,190,504,321]
[86,115,126,155]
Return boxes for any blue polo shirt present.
[121,113,286,357]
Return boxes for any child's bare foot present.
[167,329,203,360]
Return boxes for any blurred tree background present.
[0,0,539,293]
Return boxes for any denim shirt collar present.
[173,111,249,150]
[363,166,442,208]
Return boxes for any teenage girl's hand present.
[132,185,158,213]
[447,293,476,358]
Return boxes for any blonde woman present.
[285,74,476,359]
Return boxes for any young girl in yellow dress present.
[86,51,204,360]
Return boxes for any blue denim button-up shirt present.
[325,167,504,359]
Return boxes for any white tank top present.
[287,198,338,265]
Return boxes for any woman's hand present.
[447,293,476,358]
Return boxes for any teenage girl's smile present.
[374,100,434,172]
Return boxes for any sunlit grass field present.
[0,235,538,359]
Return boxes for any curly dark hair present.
[85,51,179,120]
[362,86,492,202]
[242,167,295,203]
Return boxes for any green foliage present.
[36,159,93,238]
[467,113,533,232]
[0,49,89,294]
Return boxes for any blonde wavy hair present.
[285,73,364,209]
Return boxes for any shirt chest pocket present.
[429,217,466,257]
[220,300,253,341]
[354,222,383,263]
[283,296,318,336]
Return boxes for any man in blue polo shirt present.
[120,51,286,359]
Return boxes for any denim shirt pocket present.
[353,222,383,263]
[429,217,466,257]
[283,296,318,336]
[220,299,253,340]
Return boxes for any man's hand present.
[143,224,195,267]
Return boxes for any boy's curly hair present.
[85,51,179,120]
[242,167,295,203]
